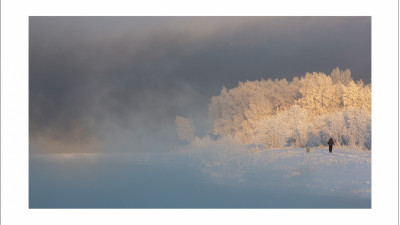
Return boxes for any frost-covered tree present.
[343,107,371,148]
[297,70,370,116]
[315,110,347,146]
[175,116,195,142]
[342,80,371,111]
[208,86,249,141]
[330,67,353,85]
[314,107,371,149]
[208,78,299,143]
[253,105,312,148]
[253,115,289,148]
[297,72,341,116]
[279,105,312,147]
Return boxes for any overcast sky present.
[29,16,371,154]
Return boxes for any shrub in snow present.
[175,116,195,143]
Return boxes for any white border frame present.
[1,0,398,225]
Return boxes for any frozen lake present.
[29,146,371,208]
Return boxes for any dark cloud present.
[29,16,371,153]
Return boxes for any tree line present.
[177,67,371,150]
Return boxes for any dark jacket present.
[328,138,334,147]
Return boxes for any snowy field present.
[30,144,371,208]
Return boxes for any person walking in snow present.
[328,138,334,153]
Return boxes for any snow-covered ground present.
[29,144,370,208]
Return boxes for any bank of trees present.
[207,67,371,149]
